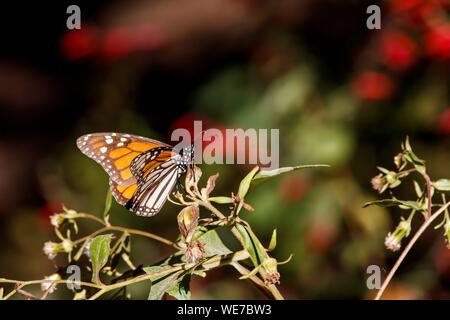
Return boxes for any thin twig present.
[88,251,250,300]
[72,225,179,249]
[231,262,284,300]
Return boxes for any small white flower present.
[41,274,61,294]
[384,233,401,252]
[50,214,63,227]
[43,240,73,260]
[43,241,58,260]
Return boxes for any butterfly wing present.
[77,133,171,187]
[126,153,187,216]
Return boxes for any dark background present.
[0,0,449,299]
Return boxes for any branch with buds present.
[365,137,450,300]
[0,164,327,300]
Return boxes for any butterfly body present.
[77,133,193,217]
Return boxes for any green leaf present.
[198,227,236,257]
[238,166,260,199]
[208,196,233,204]
[268,229,277,251]
[144,266,183,300]
[402,137,426,174]
[103,189,112,218]
[413,180,423,197]
[90,234,113,285]
[433,179,450,192]
[252,164,329,185]
[167,273,191,300]
[363,199,421,211]
[235,222,268,267]
[377,167,390,174]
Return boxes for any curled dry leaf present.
[201,173,219,199]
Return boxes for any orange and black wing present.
[76,132,175,211]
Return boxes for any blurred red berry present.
[279,174,309,204]
[438,108,450,134]
[306,221,336,254]
[389,0,422,12]
[132,24,166,52]
[426,24,450,61]
[389,0,446,28]
[98,27,133,61]
[380,31,418,70]
[351,72,395,100]
[60,28,95,60]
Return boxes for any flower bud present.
[177,205,199,242]
[384,218,412,252]
[394,153,405,169]
[185,240,205,264]
[43,240,74,260]
[41,273,61,293]
[260,258,280,286]
[371,174,386,193]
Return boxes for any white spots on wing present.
[100,156,105,160]
[106,139,113,144]
[84,136,89,141]
[112,133,117,136]
[120,137,127,142]
[100,147,108,153]
[117,143,124,147]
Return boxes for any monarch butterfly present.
[77,133,194,217]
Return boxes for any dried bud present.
[371,174,386,193]
[43,239,74,260]
[384,233,401,252]
[384,217,412,252]
[41,273,61,294]
[50,209,79,228]
[201,173,219,199]
[50,214,64,228]
[185,240,205,264]
[394,153,404,169]
[260,258,280,285]
[177,205,199,242]
[185,166,202,191]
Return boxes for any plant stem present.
[375,201,450,300]
[72,225,179,249]
[0,278,103,300]
[231,262,284,300]
[88,250,250,300]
